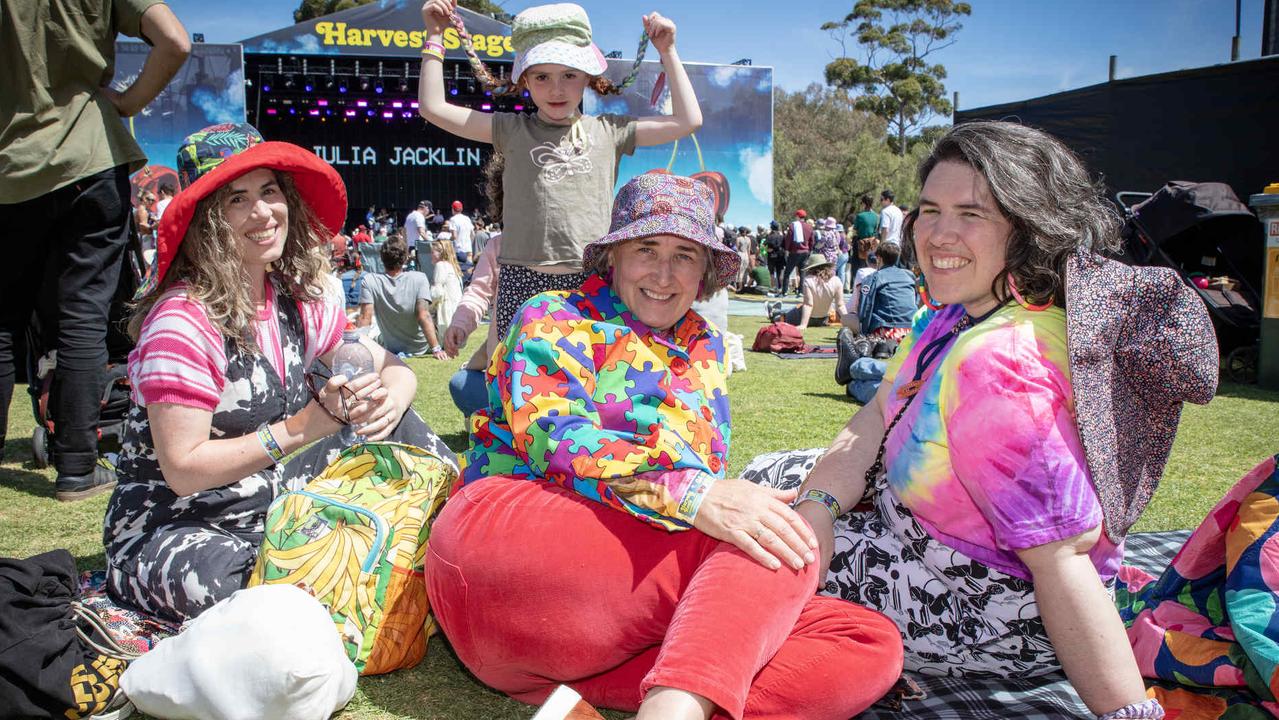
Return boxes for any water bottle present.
[332,325,375,444]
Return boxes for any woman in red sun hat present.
[102,123,454,622]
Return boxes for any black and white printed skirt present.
[743,448,1069,679]
[494,264,591,342]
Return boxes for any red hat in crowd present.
[138,123,347,297]
[451,200,463,212]
[795,209,807,218]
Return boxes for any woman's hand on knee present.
[693,479,818,571]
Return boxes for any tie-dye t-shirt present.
[465,274,730,531]
[882,303,1122,581]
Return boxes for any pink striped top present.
[128,281,345,412]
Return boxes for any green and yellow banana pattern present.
[249,442,455,675]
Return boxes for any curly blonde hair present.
[129,171,333,351]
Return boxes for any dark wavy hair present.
[914,121,1122,308]
[380,234,409,270]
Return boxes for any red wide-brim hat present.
[143,141,347,295]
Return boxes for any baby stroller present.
[26,235,145,468]
[1115,181,1263,383]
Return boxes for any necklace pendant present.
[897,380,923,399]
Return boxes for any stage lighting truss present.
[252,57,534,122]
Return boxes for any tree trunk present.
[897,111,908,157]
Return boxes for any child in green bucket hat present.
[416,0,704,341]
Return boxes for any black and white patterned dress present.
[102,290,454,622]
[744,448,1071,678]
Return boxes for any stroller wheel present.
[1225,345,1258,385]
[31,425,50,469]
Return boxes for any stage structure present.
[587,60,774,229]
[239,4,520,229]
[116,3,777,232]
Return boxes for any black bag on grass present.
[0,550,129,719]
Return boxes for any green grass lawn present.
[2,309,1277,719]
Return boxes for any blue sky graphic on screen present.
[113,42,247,195]
[586,60,774,229]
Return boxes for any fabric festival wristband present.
[421,48,444,60]
[256,423,286,464]
[676,472,718,524]
[1097,699,1164,720]
[794,489,842,521]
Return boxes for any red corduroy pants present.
[425,476,903,720]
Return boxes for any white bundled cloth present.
[120,585,357,720]
[723,331,747,375]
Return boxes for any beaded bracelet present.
[794,489,842,521]
[1097,699,1164,720]
[256,423,285,464]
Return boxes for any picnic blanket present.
[858,452,1279,719]
[857,530,1187,720]
[1117,453,1279,719]
[772,344,836,360]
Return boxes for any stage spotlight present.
[325,78,335,90]
[398,80,409,92]
[466,80,476,94]
[304,77,314,92]
[480,103,492,111]
[265,108,278,115]
[374,81,384,94]
[284,75,296,89]
[359,77,371,91]
[338,81,347,93]
[449,86,459,96]
[262,83,271,93]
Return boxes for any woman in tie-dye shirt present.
[425,173,902,720]
[781,123,1168,720]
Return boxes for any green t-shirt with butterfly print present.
[491,112,637,269]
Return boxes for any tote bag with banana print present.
[249,442,455,675]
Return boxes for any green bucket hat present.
[510,3,608,83]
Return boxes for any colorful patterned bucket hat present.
[139,123,347,296]
[583,173,741,290]
[510,3,608,83]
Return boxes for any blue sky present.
[167,0,1266,112]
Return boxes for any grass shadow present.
[75,549,106,572]
[437,430,469,456]
[358,635,532,720]
[0,464,55,500]
[1214,380,1279,402]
